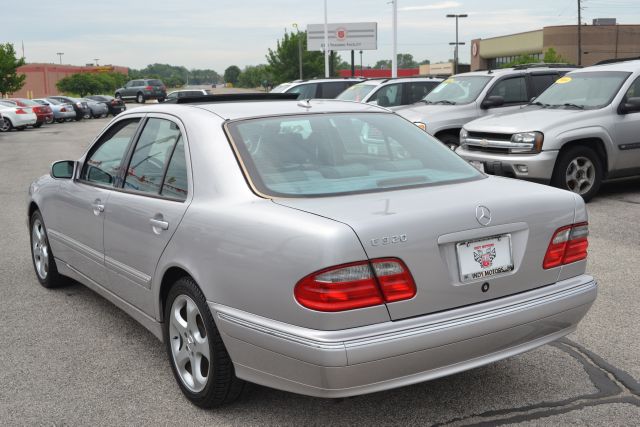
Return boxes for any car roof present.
[353,77,444,86]
[569,59,640,73]
[130,99,390,121]
[457,65,578,78]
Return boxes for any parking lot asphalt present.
[0,116,638,426]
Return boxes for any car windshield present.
[227,112,482,197]
[270,83,292,93]
[336,83,378,102]
[423,75,492,105]
[534,71,631,109]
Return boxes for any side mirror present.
[51,160,75,179]
[481,95,505,109]
[620,97,640,114]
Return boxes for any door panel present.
[613,76,640,171]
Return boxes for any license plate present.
[469,160,485,173]
[456,234,513,282]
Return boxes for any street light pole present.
[93,58,100,66]
[293,23,303,79]
[324,0,329,77]
[56,52,64,64]
[392,0,398,78]
[446,14,467,74]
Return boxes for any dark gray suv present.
[115,79,167,103]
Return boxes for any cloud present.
[399,1,461,12]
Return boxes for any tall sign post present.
[392,0,398,78]
[324,0,329,77]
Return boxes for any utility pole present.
[324,0,329,77]
[56,52,64,64]
[447,14,467,74]
[293,23,303,79]
[359,50,363,76]
[392,0,398,78]
[577,0,582,65]
[93,58,100,66]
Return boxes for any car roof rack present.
[512,63,580,70]
[172,93,299,104]
[595,56,640,65]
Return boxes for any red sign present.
[336,28,347,41]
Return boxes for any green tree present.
[0,43,26,96]
[501,48,568,69]
[266,30,341,84]
[373,54,418,70]
[543,48,565,63]
[224,65,241,85]
[374,59,392,69]
[56,73,103,96]
[237,64,272,88]
[419,59,431,65]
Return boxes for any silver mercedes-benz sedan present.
[27,94,597,408]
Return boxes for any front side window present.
[623,76,640,100]
[535,71,631,109]
[82,119,141,186]
[320,82,347,98]
[370,83,403,107]
[408,82,439,103]
[531,74,559,97]
[124,118,182,195]
[227,113,482,197]
[487,76,528,104]
[423,76,492,105]
[287,83,318,99]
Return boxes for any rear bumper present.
[210,275,596,398]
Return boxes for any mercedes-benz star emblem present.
[476,205,492,226]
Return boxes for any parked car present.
[79,98,109,118]
[8,98,53,127]
[336,77,442,108]
[85,95,126,116]
[47,96,91,121]
[164,89,208,102]
[115,79,167,103]
[396,64,579,149]
[0,100,37,132]
[33,98,76,123]
[271,78,365,99]
[458,59,640,201]
[27,94,596,408]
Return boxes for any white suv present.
[336,77,443,108]
[271,78,364,99]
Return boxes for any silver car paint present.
[29,99,596,398]
[458,61,640,181]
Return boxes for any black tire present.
[438,133,460,151]
[16,126,26,131]
[33,122,43,128]
[157,97,165,103]
[29,210,66,288]
[136,93,145,103]
[164,276,244,408]
[0,117,12,132]
[551,146,603,202]
[56,118,65,124]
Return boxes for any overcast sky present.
[6,0,640,72]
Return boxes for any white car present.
[337,77,443,108]
[0,100,37,132]
[165,89,209,102]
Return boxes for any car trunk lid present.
[274,176,578,320]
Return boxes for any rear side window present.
[124,118,182,196]
[369,83,403,107]
[320,82,347,98]
[82,119,141,187]
[488,76,528,104]
[531,74,559,97]
[227,113,481,197]
[287,83,317,99]
[162,139,188,200]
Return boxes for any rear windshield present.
[45,98,61,105]
[227,113,482,197]
[534,71,631,109]
[336,83,378,102]
[423,75,492,105]
[15,99,39,106]
[148,79,164,86]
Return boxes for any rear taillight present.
[16,108,27,114]
[543,222,589,269]
[145,85,153,90]
[294,258,416,312]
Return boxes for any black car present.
[86,95,126,116]
[47,96,91,121]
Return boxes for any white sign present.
[307,22,377,51]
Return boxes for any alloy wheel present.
[565,156,595,195]
[31,218,49,280]
[169,295,210,393]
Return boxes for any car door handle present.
[91,200,105,215]
[149,218,169,231]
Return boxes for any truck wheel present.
[137,93,145,103]
[551,146,602,202]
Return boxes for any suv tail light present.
[294,258,416,312]
[543,222,589,269]
[16,108,27,114]
[145,85,153,90]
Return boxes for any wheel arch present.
[159,265,198,322]
[555,137,609,178]
[28,201,40,221]
[434,128,462,141]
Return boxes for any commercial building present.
[470,21,640,70]
[10,64,128,98]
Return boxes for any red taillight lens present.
[543,222,589,269]
[145,85,153,90]
[294,258,416,312]
[60,107,66,112]
[16,108,27,114]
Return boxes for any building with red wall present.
[10,64,128,98]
